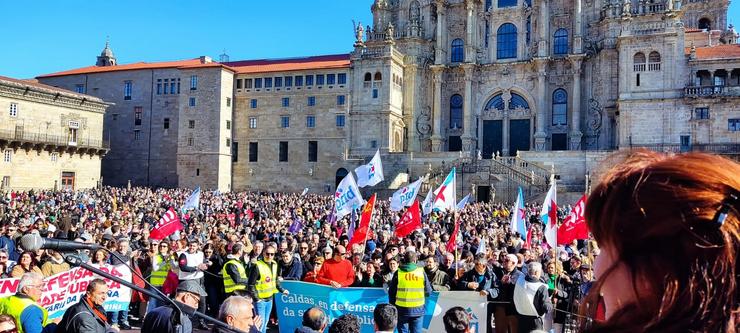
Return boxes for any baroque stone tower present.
[96,39,117,67]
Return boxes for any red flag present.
[395,200,421,238]
[245,208,254,220]
[446,216,460,253]
[150,207,183,240]
[348,194,376,249]
[557,195,589,245]
[227,213,236,227]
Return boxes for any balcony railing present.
[629,143,740,155]
[684,85,726,97]
[0,129,109,151]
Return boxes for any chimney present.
[199,56,212,64]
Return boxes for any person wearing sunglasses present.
[147,240,174,312]
[0,314,17,333]
[141,280,207,333]
[316,245,355,288]
[246,244,288,333]
[0,272,48,333]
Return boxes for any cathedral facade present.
[36,0,740,200]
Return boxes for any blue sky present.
[0,1,737,79]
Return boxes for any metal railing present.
[628,143,740,154]
[0,128,109,150]
[684,85,725,97]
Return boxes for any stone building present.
[38,47,236,191]
[0,76,108,190]
[36,0,740,202]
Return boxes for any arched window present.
[699,18,711,30]
[374,72,382,81]
[509,93,529,110]
[409,0,421,22]
[450,94,463,129]
[497,23,518,59]
[648,51,661,71]
[485,93,505,111]
[451,38,465,63]
[498,0,517,7]
[552,89,568,125]
[553,29,569,55]
[364,73,372,81]
[633,52,646,72]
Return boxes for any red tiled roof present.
[685,44,740,60]
[37,58,235,78]
[225,54,351,74]
[0,75,104,102]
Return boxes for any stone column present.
[502,111,510,156]
[461,64,476,151]
[405,64,420,152]
[569,55,584,150]
[431,65,445,151]
[574,0,583,53]
[465,0,477,63]
[538,0,550,57]
[435,0,447,65]
[534,58,548,150]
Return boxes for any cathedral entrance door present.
[509,119,530,156]
[482,120,502,159]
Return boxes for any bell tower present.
[96,38,117,67]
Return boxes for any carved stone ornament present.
[416,106,432,136]
[587,98,603,133]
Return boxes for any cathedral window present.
[364,73,372,81]
[553,29,569,55]
[633,52,646,72]
[374,72,382,81]
[698,18,711,30]
[552,89,568,125]
[509,93,529,109]
[498,0,517,8]
[648,52,661,71]
[409,1,421,22]
[449,94,463,129]
[485,94,505,111]
[497,23,517,59]
[451,38,464,63]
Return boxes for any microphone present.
[20,234,102,252]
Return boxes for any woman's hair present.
[582,150,739,332]
[0,314,15,327]
[19,251,37,266]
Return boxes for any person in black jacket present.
[456,254,499,333]
[492,253,522,333]
[513,261,553,333]
[203,243,224,317]
[57,279,109,333]
[278,251,303,281]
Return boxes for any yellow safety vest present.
[254,260,277,299]
[396,267,426,308]
[0,294,48,333]
[221,259,247,294]
[150,254,171,287]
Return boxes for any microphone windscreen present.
[20,234,43,252]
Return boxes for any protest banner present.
[0,264,132,319]
[275,281,487,333]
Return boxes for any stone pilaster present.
[538,0,550,57]
[574,0,583,53]
[569,54,584,150]
[465,0,478,63]
[431,65,445,152]
[534,57,549,151]
[435,0,448,65]
[461,63,476,151]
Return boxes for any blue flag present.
[181,187,201,213]
[288,217,303,233]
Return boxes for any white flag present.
[354,149,384,188]
[334,173,365,220]
[390,177,424,211]
[181,187,201,213]
[301,188,309,196]
[422,189,434,216]
[541,181,558,249]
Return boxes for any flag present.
[541,181,558,249]
[181,187,201,213]
[433,168,457,212]
[395,200,422,238]
[390,177,424,211]
[227,213,236,227]
[347,208,358,239]
[476,238,487,255]
[510,187,527,240]
[150,207,183,241]
[421,188,434,216]
[558,194,589,245]
[301,188,309,196]
[288,217,304,234]
[456,193,471,211]
[334,173,364,220]
[354,149,384,188]
[348,194,376,249]
[446,216,461,252]
[245,208,254,220]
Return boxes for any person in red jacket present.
[316,245,355,288]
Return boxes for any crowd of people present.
[0,150,737,333]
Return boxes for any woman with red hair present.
[582,151,739,332]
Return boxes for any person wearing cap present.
[141,280,205,333]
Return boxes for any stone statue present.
[477,149,482,160]
[385,23,395,40]
[622,0,631,15]
[353,21,365,46]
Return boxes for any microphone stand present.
[64,255,247,333]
